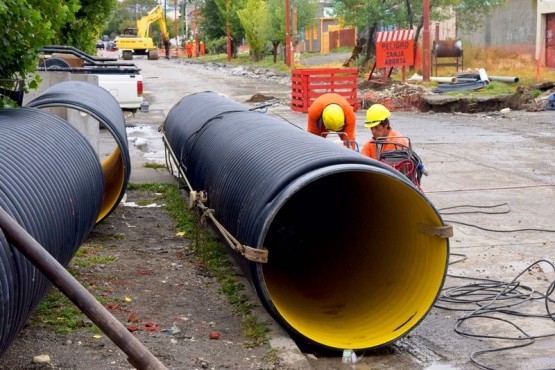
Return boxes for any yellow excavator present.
[115,5,170,60]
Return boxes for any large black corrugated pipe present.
[163,91,450,351]
[26,80,130,223]
[0,107,104,357]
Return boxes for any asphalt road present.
[128,55,555,370]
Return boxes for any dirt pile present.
[357,79,555,113]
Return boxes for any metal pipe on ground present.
[0,207,166,370]
[456,74,520,83]
[26,80,131,223]
[408,73,457,83]
[478,68,490,84]
[163,91,451,351]
[489,76,520,83]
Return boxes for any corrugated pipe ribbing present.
[0,107,104,357]
[163,91,450,351]
[26,80,130,223]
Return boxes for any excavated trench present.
[357,81,552,113]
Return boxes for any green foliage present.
[0,96,20,109]
[333,0,390,30]
[73,243,117,268]
[332,0,508,67]
[266,0,318,63]
[32,288,97,334]
[266,0,286,44]
[238,0,269,61]
[333,0,507,31]
[0,1,69,85]
[454,0,507,32]
[0,0,117,104]
[443,80,515,96]
[58,0,118,54]
[205,37,228,54]
[241,315,270,347]
[144,162,166,169]
[200,0,246,57]
[200,0,225,39]
[295,0,319,32]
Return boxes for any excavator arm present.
[136,5,170,43]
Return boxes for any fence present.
[291,68,358,112]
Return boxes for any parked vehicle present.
[37,45,148,114]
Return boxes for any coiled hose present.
[0,107,104,357]
[163,91,450,351]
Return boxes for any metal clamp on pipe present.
[419,224,454,238]
[163,132,268,263]
[188,190,208,209]
[162,91,450,352]
[197,201,269,264]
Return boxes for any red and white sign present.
[375,30,415,68]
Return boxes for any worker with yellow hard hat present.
[361,104,409,159]
[307,93,357,149]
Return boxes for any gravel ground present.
[1,51,553,370]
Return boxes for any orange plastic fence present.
[291,68,359,113]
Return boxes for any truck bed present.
[37,46,146,113]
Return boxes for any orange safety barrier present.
[291,68,358,113]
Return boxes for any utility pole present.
[226,0,231,61]
[174,0,178,55]
[422,0,431,82]
[285,0,291,66]
[181,1,185,42]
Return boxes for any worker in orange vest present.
[307,93,357,149]
[185,41,192,58]
[361,104,427,189]
[199,41,205,56]
[360,104,409,159]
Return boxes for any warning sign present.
[375,30,415,68]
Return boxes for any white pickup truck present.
[37,45,148,114]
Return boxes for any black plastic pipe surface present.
[163,91,451,351]
[0,107,104,357]
[26,80,131,222]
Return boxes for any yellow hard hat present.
[321,104,345,131]
[364,104,391,128]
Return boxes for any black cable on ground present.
[436,202,555,368]
[440,203,555,233]
[438,240,555,368]
[438,260,555,369]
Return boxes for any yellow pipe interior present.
[262,170,448,350]
[97,147,125,223]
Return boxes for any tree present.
[452,0,506,32]
[238,0,269,61]
[334,0,506,68]
[58,0,118,55]
[0,0,79,107]
[200,0,246,58]
[266,0,318,63]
